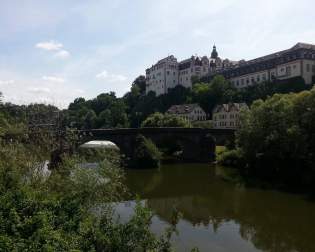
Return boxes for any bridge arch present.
[77,128,235,163]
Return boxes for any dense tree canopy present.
[141,112,192,128]
[66,92,129,129]
[228,87,315,191]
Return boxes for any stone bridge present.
[78,128,235,163]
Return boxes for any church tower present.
[211,45,218,59]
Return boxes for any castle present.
[145,43,315,95]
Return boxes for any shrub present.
[0,138,176,251]
[130,135,162,169]
[217,148,245,169]
[141,112,191,128]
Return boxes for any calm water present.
[114,163,315,252]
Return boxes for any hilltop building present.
[145,43,315,96]
[212,103,248,129]
[211,43,315,88]
[145,55,178,96]
[178,56,209,89]
[167,104,207,122]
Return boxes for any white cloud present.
[35,40,70,60]
[28,87,51,94]
[0,80,14,85]
[96,70,127,82]
[42,76,65,83]
[54,50,71,59]
[35,40,63,51]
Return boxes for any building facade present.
[145,55,179,96]
[167,104,207,122]
[211,43,315,88]
[145,43,315,96]
[178,56,209,89]
[212,103,248,129]
[145,46,227,95]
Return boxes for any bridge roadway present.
[78,127,235,163]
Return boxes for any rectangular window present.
[312,65,315,73]
[307,64,310,72]
[286,66,291,76]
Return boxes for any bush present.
[217,148,245,169]
[130,135,162,169]
[0,135,176,251]
[141,112,191,128]
[234,87,315,191]
[192,120,213,128]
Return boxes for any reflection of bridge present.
[78,128,235,162]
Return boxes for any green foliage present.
[130,135,162,169]
[192,120,213,128]
[141,112,192,128]
[78,147,121,164]
[236,76,309,105]
[66,92,129,129]
[0,136,177,251]
[131,75,146,95]
[192,75,237,114]
[234,87,315,191]
[217,148,245,169]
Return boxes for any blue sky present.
[0,0,314,107]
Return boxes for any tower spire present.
[211,44,218,59]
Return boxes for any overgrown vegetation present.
[141,112,192,128]
[0,104,178,250]
[129,135,162,169]
[219,87,315,193]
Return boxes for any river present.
[113,163,315,252]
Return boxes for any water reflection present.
[118,163,315,252]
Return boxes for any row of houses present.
[166,102,248,129]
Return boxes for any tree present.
[130,135,162,169]
[83,110,97,129]
[67,92,129,129]
[141,112,191,128]
[131,75,146,95]
[233,87,315,191]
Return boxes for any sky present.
[0,0,314,108]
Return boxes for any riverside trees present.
[220,87,315,192]
[0,114,177,251]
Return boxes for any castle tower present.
[211,45,218,59]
